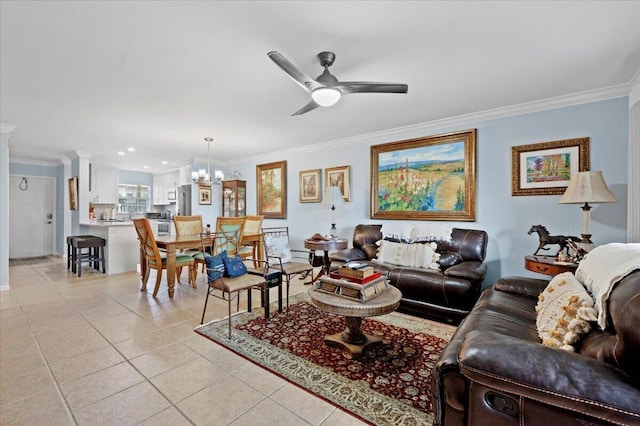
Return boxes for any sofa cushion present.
[376,240,440,270]
[535,272,597,351]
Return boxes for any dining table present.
[149,233,203,298]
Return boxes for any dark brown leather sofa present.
[329,224,488,324]
[432,270,640,426]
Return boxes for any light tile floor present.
[0,257,368,425]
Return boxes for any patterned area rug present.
[194,292,454,425]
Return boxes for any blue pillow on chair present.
[222,255,247,278]
[205,250,227,281]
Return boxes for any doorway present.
[9,175,56,258]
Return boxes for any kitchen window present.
[118,185,149,214]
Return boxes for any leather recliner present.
[329,224,488,324]
[432,270,640,426]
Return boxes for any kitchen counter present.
[79,220,134,227]
[80,221,139,274]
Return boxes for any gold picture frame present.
[68,177,78,210]
[198,186,212,205]
[511,137,590,196]
[299,169,321,203]
[371,129,477,221]
[324,165,350,202]
[257,160,287,218]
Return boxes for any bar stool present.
[72,236,106,277]
[66,234,94,272]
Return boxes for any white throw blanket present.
[575,243,640,330]
[381,223,452,243]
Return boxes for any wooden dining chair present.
[133,218,196,296]
[238,215,264,266]
[200,230,266,338]
[261,226,313,308]
[214,216,246,256]
[174,215,205,271]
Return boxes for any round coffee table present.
[308,286,402,359]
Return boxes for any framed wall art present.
[371,129,477,221]
[257,160,287,218]
[299,169,321,203]
[198,186,212,205]
[68,177,78,210]
[511,137,589,196]
[325,165,350,202]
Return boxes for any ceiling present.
[2,1,639,174]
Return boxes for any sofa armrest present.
[494,275,549,299]
[458,330,640,422]
[329,248,367,263]
[444,260,486,281]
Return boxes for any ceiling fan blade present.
[291,100,320,116]
[268,51,323,93]
[336,82,408,94]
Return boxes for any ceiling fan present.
[267,51,408,116]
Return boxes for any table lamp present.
[325,185,345,237]
[558,171,617,247]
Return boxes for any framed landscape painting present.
[257,160,287,218]
[299,169,321,203]
[370,129,477,221]
[511,137,589,196]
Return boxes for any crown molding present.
[9,157,62,167]
[231,84,631,165]
[629,67,640,108]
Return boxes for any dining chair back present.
[261,226,313,308]
[200,230,267,338]
[174,215,203,235]
[238,215,264,264]
[215,216,246,256]
[133,218,196,297]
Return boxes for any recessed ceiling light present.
[117,151,125,156]
[128,147,135,152]
[143,166,149,169]
[161,161,168,165]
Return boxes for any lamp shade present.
[558,171,617,204]
[325,185,345,206]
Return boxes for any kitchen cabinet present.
[89,165,118,204]
[153,171,179,205]
[222,179,246,217]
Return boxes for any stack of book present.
[315,275,387,302]
[330,262,381,284]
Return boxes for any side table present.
[524,255,578,276]
[304,238,348,283]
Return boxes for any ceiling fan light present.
[311,87,341,107]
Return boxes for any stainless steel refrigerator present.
[178,185,192,216]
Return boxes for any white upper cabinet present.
[89,165,118,204]
[153,171,179,205]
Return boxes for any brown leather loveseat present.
[432,270,640,426]
[329,224,488,324]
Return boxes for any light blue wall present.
[226,97,629,288]
[6,97,629,286]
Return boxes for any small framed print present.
[511,137,590,196]
[299,169,321,203]
[325,165,350,202]
[198,186,212,205]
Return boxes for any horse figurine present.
[527,225,580,256]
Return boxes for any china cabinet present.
[222,180,246,217]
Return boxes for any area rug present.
[9,255,58,266]
[194,292,454,425]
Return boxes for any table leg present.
[306,250,330,284]
[324,316,383,359]
[166,245,176,298]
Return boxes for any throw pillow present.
[535,272,598,351]
[376,240,440,270]
[223,255,248,278]
[205,250,227,282]
[264,234,293,264]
